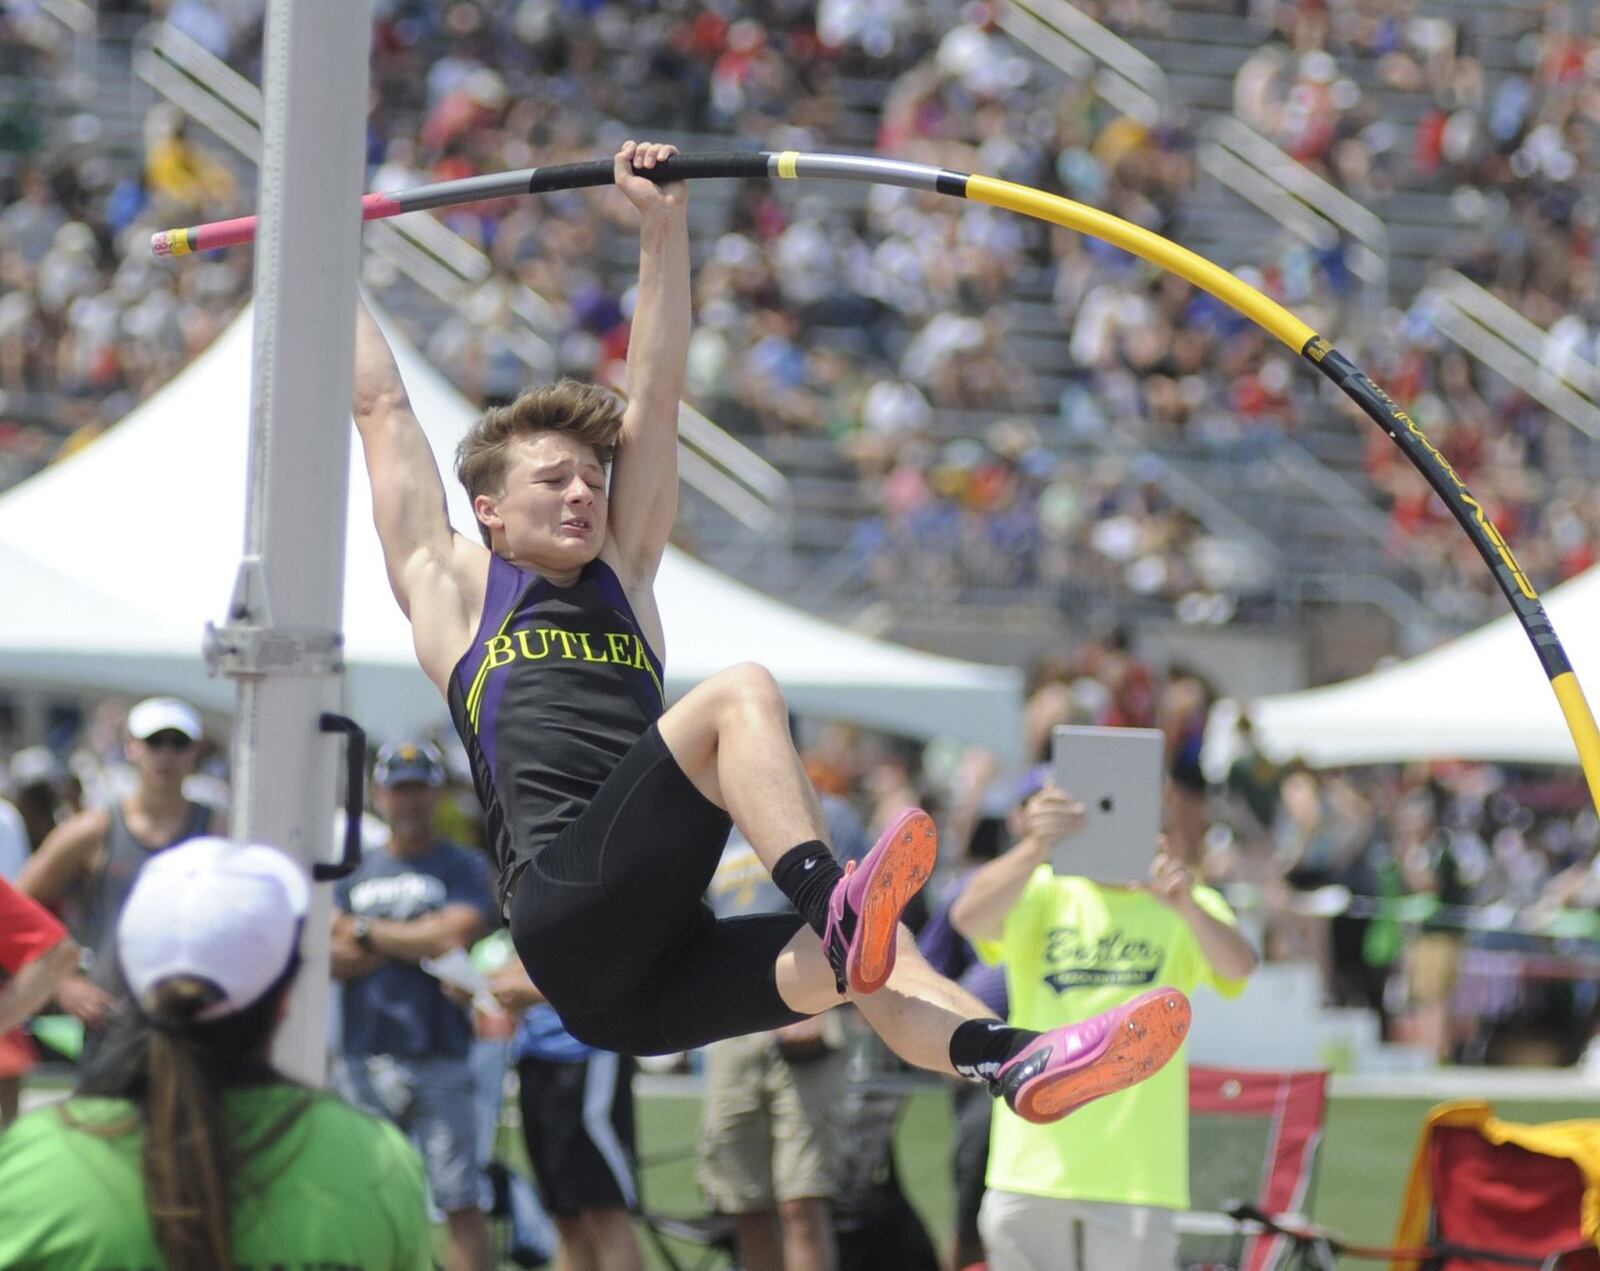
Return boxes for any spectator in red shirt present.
[0,877,78,1125]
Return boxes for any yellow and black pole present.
[152,149,1600,811]
[960,167,1600,812]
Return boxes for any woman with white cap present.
[0,837,432,1270]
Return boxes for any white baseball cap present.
[127,696,203,742]
[9,745,65,789]
[118,837,308,1020]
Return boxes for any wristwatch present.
[352,916,375,951]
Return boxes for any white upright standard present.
[213,2,371,1084]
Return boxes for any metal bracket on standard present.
[202,554,345,677]
[202,622,345,677]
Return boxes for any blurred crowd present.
[6,5,1600,1266]
[0,2,1598,991]
[0,0,1321,625]
[1,649,1598,1262]
[1212,719,1600,1066]
[937,652,1600,1075]
[1233,0,1600,618]
[6,656,1597,1079]
[0,0,252,491]
[4,0,1599,628]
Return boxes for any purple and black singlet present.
[448,554,806,1054]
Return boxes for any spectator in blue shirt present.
[491,957,644,1271]
[331,739,496,1271]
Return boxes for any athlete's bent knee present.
[718,661,788,725]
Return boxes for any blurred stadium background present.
[5,0,1600,1263]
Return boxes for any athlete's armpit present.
[400,534,490,696]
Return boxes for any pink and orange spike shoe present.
[822,807,938,995]
[994,987,1193,1124]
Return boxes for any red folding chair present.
[1181,1066,1331,1271]
[1237,1099,1600,1271]
[1388,1101,1600,1271]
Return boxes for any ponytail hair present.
[72,953,303,1271]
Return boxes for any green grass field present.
[25,1069,1594,1267]
[620,1089,1600,1270]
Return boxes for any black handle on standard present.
[525,152,772,194]
[313,711,367,882]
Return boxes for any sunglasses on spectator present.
[142,730,196,751]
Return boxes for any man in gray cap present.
[17,696,217,1053]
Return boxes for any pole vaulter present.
[154,150,1600,814]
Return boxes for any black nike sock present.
[772,839,845,938]
[949,1018,1038,1085]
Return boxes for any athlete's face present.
[477,432,608,582]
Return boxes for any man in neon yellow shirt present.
[952,777,1257,1271]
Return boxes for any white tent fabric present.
[0,306,1021,752]
[1204,567,1600,773]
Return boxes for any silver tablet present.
[1049,724,1164,883]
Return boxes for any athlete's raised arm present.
[352,297,488,693]
[602,140,689,597]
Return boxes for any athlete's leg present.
[777,926,1193,1123]
[656,664,937,994]
[508,725,733,1017]
[654,663,827,870]
[556,914,985,1071]
[558,911,813,1054]
[776,926,990,1075]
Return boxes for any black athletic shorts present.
[508,723,808,1055]
[518,1052,638,1217]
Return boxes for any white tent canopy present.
[0,306,1021,752]
[1204,568,1600,773]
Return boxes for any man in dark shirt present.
[332,739,496,1271]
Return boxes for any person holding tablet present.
[950,768,1258,1271]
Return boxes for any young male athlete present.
[350,140,1191,1123]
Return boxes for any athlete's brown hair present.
[456,382,624,545]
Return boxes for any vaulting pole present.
[157,148,1600,815]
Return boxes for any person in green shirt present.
[952,775,1259,1271]
[0,835,432,1271]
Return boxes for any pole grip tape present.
[1304,336,1573,681]
[524,152,772,194]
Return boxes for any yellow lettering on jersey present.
[484,635,516,669]
[631,635,665,702]
[515,628,553,660]
[473,624,664,716]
